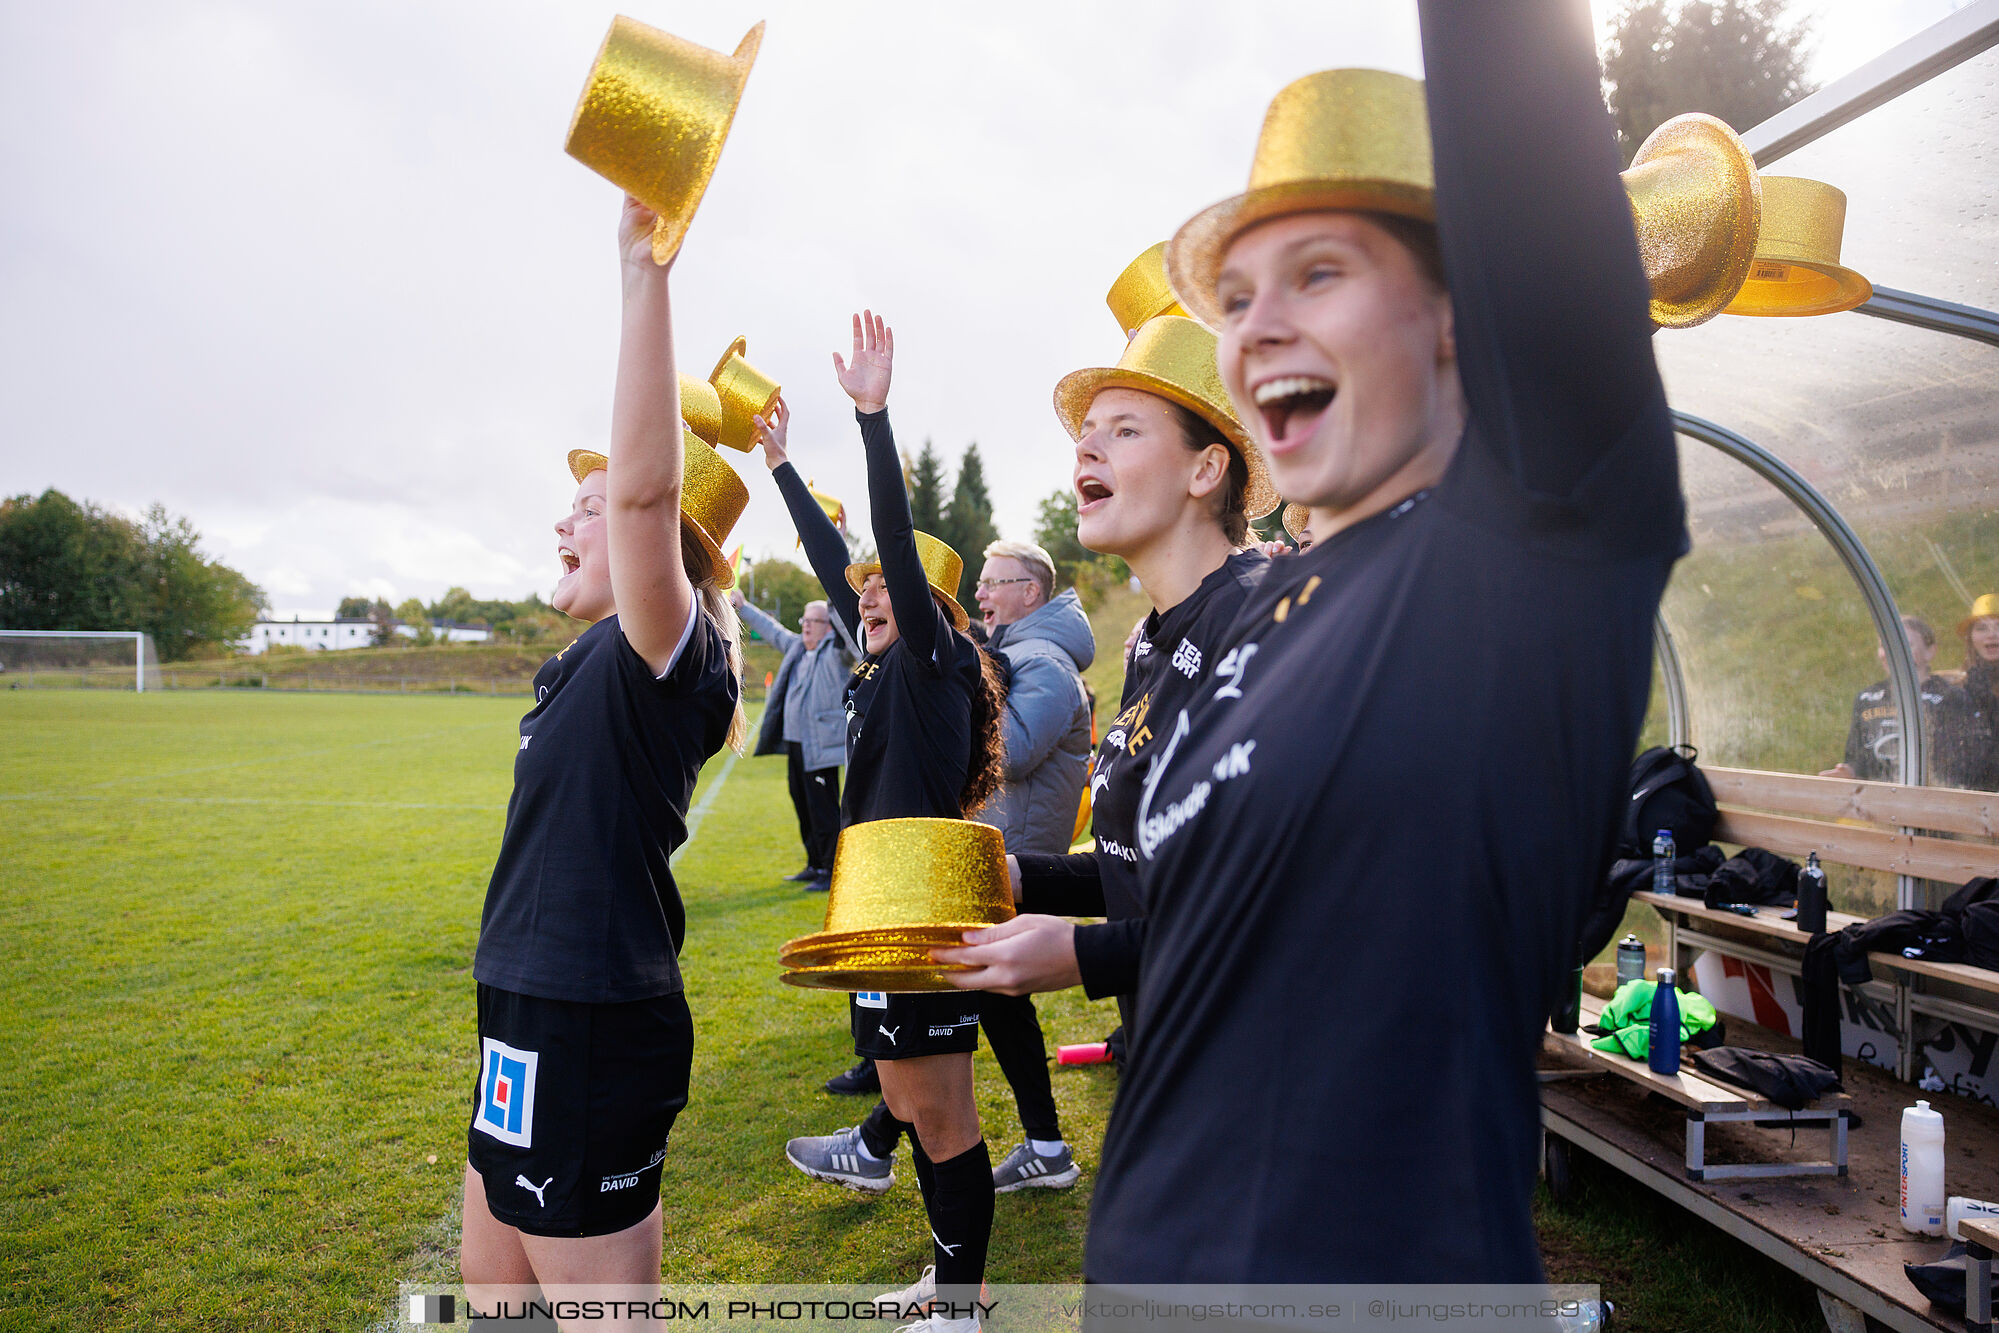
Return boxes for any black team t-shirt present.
[773,410,983,829]
[1015,549,1269,1003]
[1085,0,1688,1283]
[474,612,738,1004]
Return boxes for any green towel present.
[1590,978,1717,1061]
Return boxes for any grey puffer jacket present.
[984,588,1096,854]
[740,599,858,773]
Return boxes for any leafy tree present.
[1033,490,1093,586]
[393,597,435,646]
[942,444,1000,607]
[336,596,373,620]
[740,557,824,629]
[1600,0,1815,163]
[0,489,265,660]
[1032,488,1129,607]
[908,440,947,536]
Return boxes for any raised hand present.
[617,194,670,275]
[752,395,791,471]
[831,310,893,413]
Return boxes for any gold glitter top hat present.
[1958,593,1999,637]
[565,432,750,588]
[846,531,968,631]
[1281,502,1311,545]
[1053,315,1278,520]
[817,818,1013,936]
[1167,69,1434,329]
[707,336,782,452]
[1107,243,1186,339]
[680,376,724,446]
[1721,175,1872,318]
[1620,113,1762,329]
[565,17,764,266]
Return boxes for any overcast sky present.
[0,0,1960,616]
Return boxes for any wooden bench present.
[1640,766,1999,1081]
[1544,994,1850,1180]
[1963,1216,1999,1331]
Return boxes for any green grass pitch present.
[1,682,1824,1331]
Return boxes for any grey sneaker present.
[784,1125,894,1194]
[991,1141,1080,1192]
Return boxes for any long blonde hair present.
[685,529,748,754]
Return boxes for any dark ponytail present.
[961,629,1009,816]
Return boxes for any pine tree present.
[908,439,946,536]
[944,443,1000,607]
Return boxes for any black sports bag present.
[1619,744,1718,859]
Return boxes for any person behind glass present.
[732,589,859,890]
[461,197,747,1315]
[967,2,1685,1283]
[1946,594,1999,791]
[756,313,1007,1328]
[1818,614,1958,785]
[936,305,1277,1069]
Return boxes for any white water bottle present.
[1948,1195,1999,1241]
[1901,1100,1946,1235]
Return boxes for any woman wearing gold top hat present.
[935,253,1278,1069]
[752,313,1007,1323]
[1029,2,1686,1286]
[459,196,748,1301]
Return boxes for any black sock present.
[860,1100,908,1160]
[909,1133,936,1206]
[920,1139,993,1307]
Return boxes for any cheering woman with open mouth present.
[460,196,747,1313]
[1008,0,1684,1283]
[758,313,1007,1330]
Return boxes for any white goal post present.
[0,630,163,692]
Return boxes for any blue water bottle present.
[1652,828,1676,896]
[1649,967,1682,1074]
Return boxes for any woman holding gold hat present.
[460,197,746,1300]
[1057,1,1685,1284]
[937,303,1275,1052]
[755,313,1007,1325]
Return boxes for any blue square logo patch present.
[474,1038,539,1147]
[854,991,888,1009]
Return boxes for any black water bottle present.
[1797,850,1828,934]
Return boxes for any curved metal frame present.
[1653,612,1690,750]
[1668,412,1927,908]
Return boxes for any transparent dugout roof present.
[1649,38,1999,799]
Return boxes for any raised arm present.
[733,595,799,655]
[835,311,944,665]
[607,196,695,673]
[753,397,862,638]
[1418,0,1665,497]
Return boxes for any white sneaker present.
[874,1264,935,1313]
[894,1316,979,1333]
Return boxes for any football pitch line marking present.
[69,724,497,790]
[671,704,760,866]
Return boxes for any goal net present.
[0,631,163,691]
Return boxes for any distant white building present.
[394,619,492,645]
[241,616,491,654]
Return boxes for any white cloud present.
[0,0,1957,610]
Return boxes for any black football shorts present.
[468,984,692,1237]
[851,989,984,1059]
